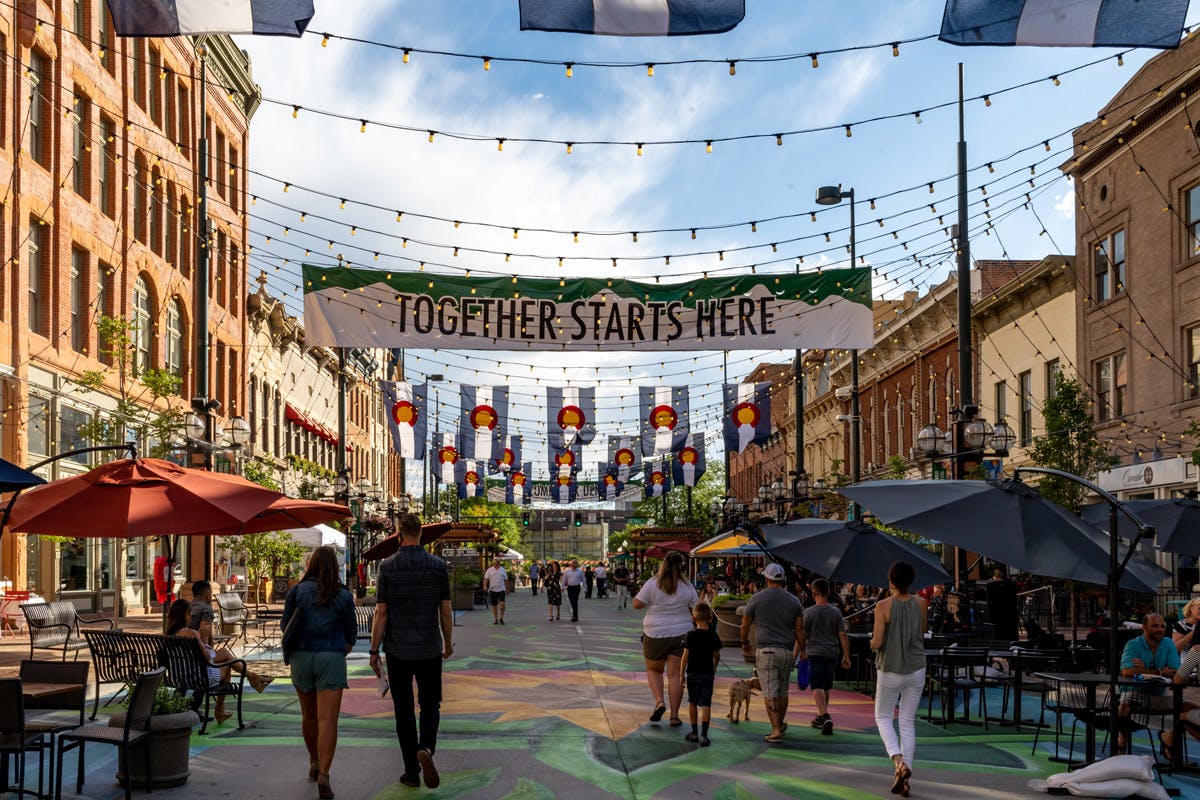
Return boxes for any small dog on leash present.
[727,674,761,724]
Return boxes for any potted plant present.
[712,593,753,651]
[109,684,200,789]
[453,568,483,611]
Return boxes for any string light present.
[914,111,922,124]
[359,120,367,133]
[1051,75,1060,86]
[636,143,643,156]
[646,63,654,77]
[292,105,299,118]
[810,53,819,68]
[845,125,852,138]
[483,57,491,71]
[321,33,329,47]
[892,42,900,57]
[728,60,737,76]
[565,62,573,78]
[402,48,411,63]
[565,142,573,154]
[983,95,991,107]
[497,138,505,151]
[776,134,783,146]
[705,140,713,153]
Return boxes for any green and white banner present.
[302,266,873,351]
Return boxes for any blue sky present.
[234,1,1200,495]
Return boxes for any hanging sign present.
[302,267,873,351]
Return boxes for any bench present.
[355,605,375,640]
[83,629,247,735]
[21,600,114,660]
[216,592,265,646]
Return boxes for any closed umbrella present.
[761,518,950,589]
[1081,497,1200,555]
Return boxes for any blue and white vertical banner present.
[550,444,583,479]
[672,433,706,488]
[459,386,508,461]
[381,381,427,459]
[456,459,485,499]
[547,387,597,449]
[607,435,642,483]
[433,432,458,484]
[939,0,1188,48]
[552,474,578,504]
[106,0,315,37]
[644,459,673,499]
[723,382,771,455]
[519,0,745,37]
[491,435,522,475]
[597,465,624,502]
[640,386,689,457]
[506,462,533,506]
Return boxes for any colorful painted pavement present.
[43,590,1200,799]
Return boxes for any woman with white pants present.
[870,561,927,798]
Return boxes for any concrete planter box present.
[453,586,476,611]
[109,710,200,789]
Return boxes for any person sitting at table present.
[1172,599,1200,653]
[1117,612,1179,753]
[1160,643,1200,762]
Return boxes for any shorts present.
[642,633,687,661]
[755,647,794,698]
[489,591,506,607]
[807,655,837,691]
[289,650,349,692]
[686,673,715,707]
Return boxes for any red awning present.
[285,404,350,451]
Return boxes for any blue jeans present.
[386,654,443,776]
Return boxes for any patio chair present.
[54,667,165,800]
[215,592,265,647]
[20,660,89,795]
[925,647,1002,729]
[0,678,48,799]
[22,601,114,661]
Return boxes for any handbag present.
[281,605,305,666]
[795,656,810,691]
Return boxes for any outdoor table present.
[20,681,83,701]
[987,649,1060,732]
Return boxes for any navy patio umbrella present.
[0,457,46,493]
[1081,497,1200,555]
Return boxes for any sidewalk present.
[9,589,1200,799]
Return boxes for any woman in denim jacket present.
[282,545,358,799]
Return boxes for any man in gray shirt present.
[740,563,804,743]
[801,578,851,735]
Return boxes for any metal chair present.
[0,678,47,799]
[20,660,88,795]
[54,667,165,800]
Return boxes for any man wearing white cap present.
[740,562,805,743]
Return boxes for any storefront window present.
[26,535,41,593]
[28,395,49,457]
[59,406,92,465]
[126,540,144,580]
[99,539,113,590]
[58,538,90,591]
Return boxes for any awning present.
[285,404,350,450]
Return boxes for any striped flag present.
[456,459,485,499]
[550,443,582,479]
[459,386,508,461]
[381,381,427,459]
[723,382,771,455]
[433,432,458,484]
[940,0,1189,48]
[547,387,596,448]
[597,465,624,502]
[519,0,745,36]
[644,459,672,499]
[506,462,532,506]
[607,435,642,483]
[672,433,706,487]
[105,0,314,36]
[552,474,578,504]
[640,386,689,457]
[491,435,522,475]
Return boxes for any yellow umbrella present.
[691,531,754,556]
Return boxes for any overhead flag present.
[381,381,427,459]
[644,459,672,499]
[608,435,642,483]
[597,465,624,502]
[459,386,508,461]
[552,474,578,504]
[547,387,597,448]
[433,432,459,484]
[723,382,771,455]
[550,444,583,478]
[456,459,485,499]
[640,387,689,457]
[519,0,744,36]
[491,436,522,475]
[939,0,1188,49]
[506,462,533,506]
[106,0,315,37]
[672,433,706,488]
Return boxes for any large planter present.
[453,586,476,611]
[712,601,747,647]
[505,578,516,594]
[109,710,200,789]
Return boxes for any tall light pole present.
[815,185,859,517]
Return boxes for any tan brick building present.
[0,2,258,612]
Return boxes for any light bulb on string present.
[892,42,900,57]
[483,57,491,71]
[565,142,573,154]
[565,62,573,78]
[705,140,712,153]
[983,95,991,107]
[402,48,410,63]
[646,63,654,76]
[359,120,367,133]
[776,134,783,146]
[728,60,736,76]
[810,53,819,68]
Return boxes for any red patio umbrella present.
[642,540,693,559]
[360,523,454,561]
[197,497,351,536]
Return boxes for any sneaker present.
[700,735,711,747]
[500,619,505,625]
[417,749,440,789]
[810,714,829,729]
[685,731,699,743]
[398,773,420,788]
[822,717,834,736]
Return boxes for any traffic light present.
[574,516,582,528]
[521,512,530,527]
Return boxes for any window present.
[177,84,190,158]
[1189,326,1200,398]
[0,34,7,142]
[1045,359,1061,400]
[215,130,227,198]
[896,394,904,455]
[882,399,891,459]
[98,116,114,216]
[994,380,1007,423]
[72,95,90,197]
[71,247,87,352]
[165,298,182,376]
[59,406,92,465]
[149,47,162,127]
[99,5,114,74]
[945,369,955,412]
[165,184,176,265]
[228,148,239,212]
[1095,353,1128,422]
[150,167,163,254]
[1188,185,1200,258]
[133,41,146,109]
[1019,371,1033,446]
[28,218,47,336]
[96,262,110,362]
[134,155,148,242]
[28,395,49,456]
[927,375,937,423]
[73,0,87,39]
[133,276,152,374]
[1094,229,1127,302]
[28,51,48,166]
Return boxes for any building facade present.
[727,362,793,503]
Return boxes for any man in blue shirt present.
[1117,613,1179,752]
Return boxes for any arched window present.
[910,386,920,446]
[165,297,182,376]
[946,369,956,412]
[179,195,192,278]
[927,375,937,424]
[896,392,905,455]
[150,166,163,254]
[165,183,177,266]
[882,398,891,459]
[134,154,148,243]
[133,275,152,374]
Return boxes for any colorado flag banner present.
[547,387,597,448]
[644,459,672,499]
[939,0,1188,48]
[640,387,689,457]
[381,381,427,459]
[460,386,508,461]
[491,436,522,475]
[607,435,642,483]
[552,474,578,504]
[597,466,624,501]
[456,460,485,499]
[672,433,706,488]
[723,382,771,455]
[433,432,459,484]
[519,0,744,37]
[550,444,583,478]
[506,462,532,506]
[106,0,314,37]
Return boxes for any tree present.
[629,461,725,536]
[1030,373,1117,513]
[458,496,526,554]
[233,459,303,591]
